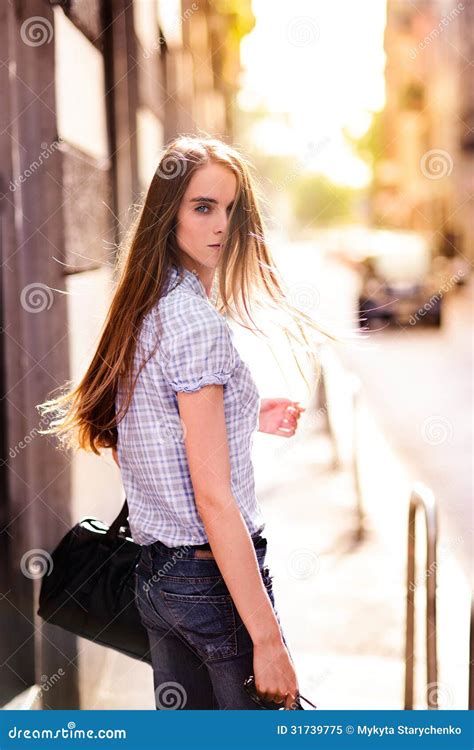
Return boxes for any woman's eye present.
[195,205,209,214]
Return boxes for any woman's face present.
[175,162,237,272]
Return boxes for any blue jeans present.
[134,533,290,710]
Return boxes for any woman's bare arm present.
[176,384,298,706]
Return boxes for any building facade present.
[375,0,473,262]
[0,0,254,709]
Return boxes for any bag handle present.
[107,498,130,540]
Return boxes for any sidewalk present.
[254,359,470,710]
[251,390,409,710]
[87,355,470,710]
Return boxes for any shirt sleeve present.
[158,298,238,393]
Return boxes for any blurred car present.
[356,230,443,328]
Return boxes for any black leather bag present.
[37,499,152,664]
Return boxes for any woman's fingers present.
[284,690,299,710]
[278,402,307,436]
[278,425,295,436]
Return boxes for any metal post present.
[469,595,474,710]
[349,373,365,541]
[316,349,340,470]
[404,483,438,709]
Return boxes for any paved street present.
[271,234,473,582]
[89,236,471,710]
[340,275,473,583]
[89,382,470,710]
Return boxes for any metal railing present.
[315,356,340,470]
[469,595,474,710]
[404,482,438,709]
[349,373,365,542]
[315,351,365,540]
[317,354,472,709]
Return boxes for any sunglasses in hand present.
[243,675,317,710]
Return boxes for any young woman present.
[38,135,339,710]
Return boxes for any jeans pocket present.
[134,570,150,627]
[159,590,238,662]
[134,568,166,632]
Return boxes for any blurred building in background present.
[0,0,254,709]
[375,0,473,261]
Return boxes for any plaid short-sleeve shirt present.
[115,263,266,547]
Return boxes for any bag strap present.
[107,498,130,540]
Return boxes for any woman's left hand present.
[258,398,305,437]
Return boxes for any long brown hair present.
[37,134,352,456]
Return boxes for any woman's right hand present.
[253,637,299,709]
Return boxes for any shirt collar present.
[164,263,208,300]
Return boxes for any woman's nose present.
[214,209,229,234]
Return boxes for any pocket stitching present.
[155,574,224,584]
[159,590,238,661]
[161,591,231,604]
[134,572,162,631]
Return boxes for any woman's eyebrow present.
[190,196,235,209]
